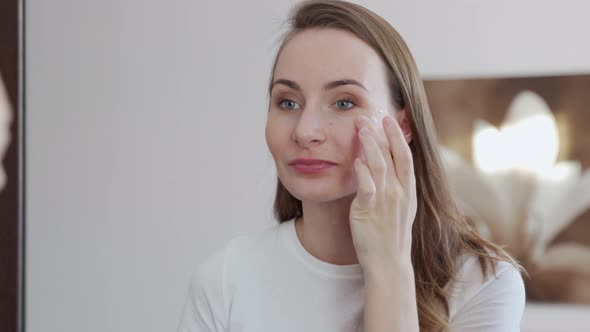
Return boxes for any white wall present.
[26,1,590,332]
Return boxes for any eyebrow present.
[269,78,368,94]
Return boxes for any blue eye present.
[276,98,356,111]
[335,99,356,110]
[278,99,301,110]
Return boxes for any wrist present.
[363,259,414,285]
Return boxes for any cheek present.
[332,121,362,162]
[265,121,280,155]
[265,119,291,158]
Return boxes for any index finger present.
[383,114,414,190]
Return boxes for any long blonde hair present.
[267,1,524,331]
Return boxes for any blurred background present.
[426,75,590,303]
[3,0,590,331]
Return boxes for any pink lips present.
[289,158,336,174]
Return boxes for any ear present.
[396,108,413,144]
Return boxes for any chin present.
[281,179,357,204]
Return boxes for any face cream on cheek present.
[367,114,381,127]
[367,108,391,142]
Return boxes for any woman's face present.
[266,28,398,203]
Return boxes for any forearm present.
[363,262,419,332]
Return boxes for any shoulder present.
[192,224,278,279]
[446,253,526,331]
[185,237,236,314]
[179,241,230,331]
[179,225,282,331]
[190,222,283,288]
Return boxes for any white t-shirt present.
[178,219,525,332]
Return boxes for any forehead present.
[273,28,389,92]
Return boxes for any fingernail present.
[359,127,369,136]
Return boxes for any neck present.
[295,193,359,265]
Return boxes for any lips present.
[288,158,337,174]
[288,158,337,166]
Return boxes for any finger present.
[358,126,387,193]
[357,115,398,188]
[383,114,414,190]
[356,116,393,164]
[354,157,376,209]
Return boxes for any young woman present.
[179,1,525,331]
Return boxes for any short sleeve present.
[177,248,228,332]
[448,263,526,332]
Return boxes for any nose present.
[293,109,327,148]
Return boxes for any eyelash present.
[276,98,357,111]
